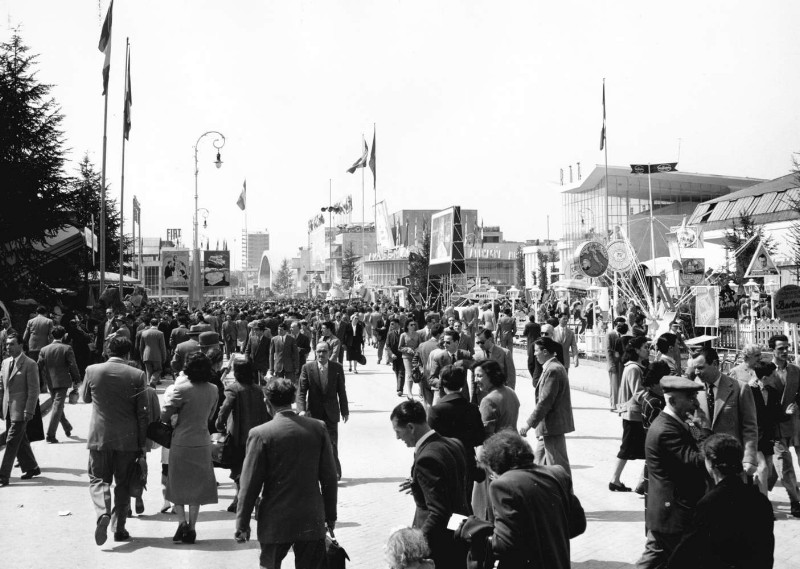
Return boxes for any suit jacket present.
[475,345,516,389]
[374,316,389,341]
[427,393,485,448]
[698,374,758,466]
[81,357,149,451]
[170,326,190,350]
[270,334,299,375]
[171,338,201,373]
[216,381,271,447]
[297,360,349,425]
[94,318,116,353]
[645,412,708,534]
[37,341,80,389]
[553,325,577,369]
[222,320,238,343]
[294,332,311,362]
[526,357,574,436]
[497,315,517,344]
[774,362,800,440]
[23,314,54,352]
[322,335,342,362]
[0,354,40,421]
[342,321,365,349]
[411,432,471,568]
[140,326,167,363]
[237,411,337,543]
[246,335,271,373]
[490,465,586,569]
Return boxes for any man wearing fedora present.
[171,325,203,374]
[140,318,167,388]
[198,331,222,354]
[245,322,271,384]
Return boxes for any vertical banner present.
[203,250,231,287]
[375,201,395,249]
[162,249,190,288]
[695,286,720,328]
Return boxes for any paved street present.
[2,346,800,568]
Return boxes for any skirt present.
[617,419,646,460]
[166,444,219,505]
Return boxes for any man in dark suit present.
[81,336,148,545]
[768,334,800,517]
[221,315,238,358]
[414,324,446,407]
[236,378,337,569]
[636,376,709,569]
[171,324,202,373]
[38,325,80,443]
[94,308,117,361]
[320,322,341,363]
[139,318,167,388]
[391,400,471,569]
[373,310,389,365]
[297,342,349,480]
[245,322,271,383]
[474,329,516,389]
[0,333,42,486]
[427,365,484,450]
[522,315,541,379]
[270,322,300,381]
[519,337,574,476]
[291,321,311,368]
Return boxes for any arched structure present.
[258,251,277,290]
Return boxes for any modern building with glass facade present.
[560,165,764,278]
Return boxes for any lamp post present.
[321,189,344,285]
[192,131,225,308]
[764,279,780,319]
[507,285,520,313]
[743,279,760,343]
[488,285,499,324]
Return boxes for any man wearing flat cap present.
[636,376,710,569]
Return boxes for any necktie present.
[320,365,328,392]
[706,384,715,418]
[8,359,15,376]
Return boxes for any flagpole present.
[603,78,617,318]
[372,123,377,254]
[647,163,658,310]
[118,38,129,294]
[361,135,365,262]
[329,179,333,285]
[98,0,112,296]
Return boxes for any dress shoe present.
[181,529,196,544]
[114,530,131,542]
[95,514,111,545]
[0,477,9,487]
[173,521,188,542]
[135,497,145,514]
[608,481,632,492]
[64,428,72,437]
[791,501,800,518]
[20,467,41,480]
[226,500,238,513]
[160,503,172,514]
[46,437,59,444]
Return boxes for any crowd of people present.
[0,292,796,568]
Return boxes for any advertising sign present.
[680,258,705,286]
[695,286,719,328]
[744,242,779,278]
[575,241,609,278]
[775,285,800,323]
[162,249,190,288]
[375,201,395,250]
[428,206,465,276]
[203,250,230,288]
[606,240,634,272]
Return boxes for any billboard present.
[161,249,190,288]
[695,286,719,328]
[375,200,395,250]
[203,250,231,288]
[428,206,465,275]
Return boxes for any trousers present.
[47,387,73,439]
[0,419,37,478]
[773,438,800,503]
[326,422,341,479]
[533,434,571,477]
[636,529,683,569]
[259,539,326,569]
[87,449,138,531]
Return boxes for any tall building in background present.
[243,229,270,270]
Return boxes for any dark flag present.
[600,80,606,151]
[369,126,376,189]
[346,139,369,174]
[237,180,246,210]
[99,1,113,95]
[630,163,678,174]
[123,48,132,139]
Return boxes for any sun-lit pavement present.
[2,346,800,569]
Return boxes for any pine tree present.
[272,259,294,297]
[0,32,71,298]
[341,243,361,289]
[788,154,800,284]
[515,245,525,287]
[408,230,431,297]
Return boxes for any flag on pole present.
[98,1,113,95]
[599,79,606,151]
[404,221,409,247]
[369,125,376,189]
[346,139,369,174]
[237,180,246,210]
[123,46,132,139]
[480,219,485,249]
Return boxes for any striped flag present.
[346,138,369,174]
[123,47,132,139]
[368,125,376,189]
[599,79,606,151]
[237,180,246,210]
[98,1,113,95]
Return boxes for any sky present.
[4,0,800,269]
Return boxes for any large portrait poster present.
[162,249,190,288]
[695,286,719,328]
[204,250,231,287]
[429,208,454,266]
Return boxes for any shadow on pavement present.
[36,466,86,476]
[136,509,236,523]
[571,407,611,411]
[568,435,621,441]
[24,476,90,488]
[339,476,407,487]
[571,560,635,568]
[107,536,260,553]
[348,409,389,414]
[583,510,644,523]
[335,521,361,529]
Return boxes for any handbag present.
[128,456,148,498]
[210,432,233,468]
[68,387,80,405]
[146,420,173,449]
[357,354,367,366]
[325,530,350,569]
[411,365,424,384]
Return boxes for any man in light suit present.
[413,324,445,407]
[553,314,578,373]
[297,342,349,480]
[236,378,337,569]
[0,333,41,486]
[139,318,167,388]
[171,325,202,374]
[474,329,516,390]
[391,400,471,569]
[519,336,574,476]
[81,336,148,545]
[94,308,117,360]
[767,334,800,517]
[23,306,53,361]
[270,322,300,381]
[689,347,758,476]
[320,321,341,362]
[497,308,517,350]
[38,325,80,443]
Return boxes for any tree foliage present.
[0,32,71,298]
[723,211,777,280]
[272,258,294,296]
[408,231,431,297]
[341,242,361,289]
[788,154,800,284]
[515,245,525,287]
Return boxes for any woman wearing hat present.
[609,335,650,492]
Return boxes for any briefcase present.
[146,420,173,449]
[325,530,350,569]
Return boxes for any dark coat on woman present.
[342,321,365,361]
